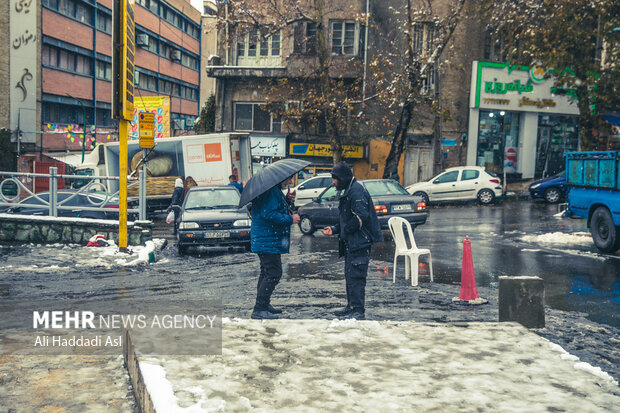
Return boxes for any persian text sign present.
[471,61,579,115]
[9,0,37,143]
[131,96,170,140]
[290,143,364,158]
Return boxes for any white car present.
[405,166,502,205]
[284,173,333,207]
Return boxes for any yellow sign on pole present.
[121,0,135,120]
[139,112,155,148]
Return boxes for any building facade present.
[4,0,202,173]
[206,0,487,184]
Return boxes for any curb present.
[123,330,157,413]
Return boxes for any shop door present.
[34,161,66,193]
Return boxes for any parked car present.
[405,166,502,205]
[0,189,122,219]
[283,173,333,208]
[528,171,566,203]
[297,179,427,235]
[175,186,251,255]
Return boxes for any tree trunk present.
[383,100,413,179]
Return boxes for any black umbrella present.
[239,158,312,207]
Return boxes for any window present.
[96,61,111,80]
[413,22,435,57]
[435,171,458,184]
[75,55,92,75]
[461,170,480,181]
[236,28,282,65]
[330,20,364,56]
[43,0,60,10]
[96,11,112,34]
[293,21,317,54]
[42,45,58,66]
[160,43,171,59]
[234,103,278,132]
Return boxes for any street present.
[1,198,618,385]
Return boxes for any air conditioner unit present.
[134,70,140,86]
[171,50,182,61]
[136,34,149,47]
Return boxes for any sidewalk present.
[131,319,619,412]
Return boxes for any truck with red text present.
[75,133,253,214]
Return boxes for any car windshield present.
[363,180,408,196]
[184,189,240,210]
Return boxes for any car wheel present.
[299,215,316,235]
[477,189,495,205]
[413,191,429,205]
[590,207,619,253]
[543,187,562,203]
[178,244,188,255]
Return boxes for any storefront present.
[288,142,365,182]
[249,135,287,172]
[467,61,580,179]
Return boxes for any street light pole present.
[65,93,88,163]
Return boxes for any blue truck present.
[566,151,620,253]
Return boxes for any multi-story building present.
[206,0,488,183]
[4,0,202,174]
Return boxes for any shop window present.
[535,115,579,177]
[477,110,521,174]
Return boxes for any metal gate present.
[403,146,433,186]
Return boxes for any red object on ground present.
[458,236,479,301]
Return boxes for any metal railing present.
[0,167,143,220]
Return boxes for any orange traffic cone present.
[453,236,487,305]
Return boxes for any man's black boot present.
[251,310,278,320]
[334,306,353,317]
[267,304,283,314]
[340,308,365,320]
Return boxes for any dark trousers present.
[344,247,370,312]
[254,253,282,312]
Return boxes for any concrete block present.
[499,276,545,328]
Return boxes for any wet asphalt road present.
[0,198,618,383]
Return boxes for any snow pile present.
[521,231,593,247]
[136,320,620,412]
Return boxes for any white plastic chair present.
[388,216,433,286]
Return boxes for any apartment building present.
[4,0,202,173]
[206,0,488,183]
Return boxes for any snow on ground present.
[136,319,619,412]
[521,231,593,247]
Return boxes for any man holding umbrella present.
[239,159,308,319]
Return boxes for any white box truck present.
[75,133,253,214]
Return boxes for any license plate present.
[392,204,412,212]
[204,231,230,238]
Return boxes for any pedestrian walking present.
[321,162,383,320]
[250,175,300,319]
[228,174,244,193]
[168,178,184,235]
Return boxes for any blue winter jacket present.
[250,186,293,254]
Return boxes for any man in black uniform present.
[321,162,383,320]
